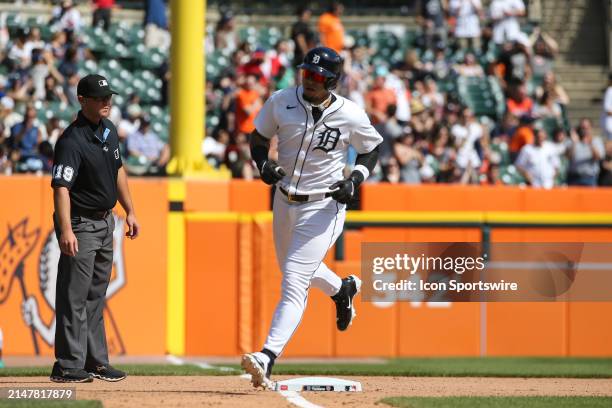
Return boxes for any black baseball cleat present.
[241,352,274,389]
[85,364,127,382]
[50,362,93,383]
[332,275,362,331]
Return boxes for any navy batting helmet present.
[298,47,343,90]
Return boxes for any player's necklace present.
[306,93,332,111]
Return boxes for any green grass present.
[268,357,612,378]
[0,364,239,377]
[1,358,611,378]
[0,401,101,408]
[381,396,612,408]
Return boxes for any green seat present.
[127,26,145,45]
[239,27,257,44]
[137,50,164,69]
[538,117,562,139]
[491,141,511,166]
[555,157,569,186]
[140,87,161,104]
[425,154,440,176]
[258,27,282,48]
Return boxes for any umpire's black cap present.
[298,46,343,89]
[77,74,119,98]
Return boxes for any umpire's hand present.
[59,230,79,256]
[330,178,356,204]
[260,160,286,185]
[126,213,140,240]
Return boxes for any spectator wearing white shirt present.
[602,73,612,140]
[421,77,444,117]
[0,96,22,140]
[23,27,45,59]
[450,0,483,50]
[490,0,526,44]
[533,91,563,123]
[451,107,485,183]
[453,52,485,77]
[203,129,229,168]
[515,127,559,189]
[7,31,30,69]
[386,68,412,124]
[567,118,605,186]
[52,0,83,36]
[118,104,142,142]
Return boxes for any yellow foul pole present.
[168,0,209,176]
[166,0,209,356]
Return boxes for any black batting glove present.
[260,160,286,185]
[330,178,356,204]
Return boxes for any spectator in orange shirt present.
[318,2,345,52]
[235,74,263,135]
[506,81,533,118]
[365,67,397,125]
[510,115,535,160]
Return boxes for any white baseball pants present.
[262,189,345,356]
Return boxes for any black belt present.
[279,187,332,203]
[72,206,112,220]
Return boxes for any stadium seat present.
[490,140,511,166]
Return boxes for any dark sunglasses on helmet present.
[302,70,326,83]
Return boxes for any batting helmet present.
[298,47,343,90]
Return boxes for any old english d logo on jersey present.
[313,124,341,153]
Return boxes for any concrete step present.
[566,108,603,118]
[561,81,607,88]
[557,56,608,65]
[555,73,608,80]
[554,64,608,73]
[563,93,606,102]
[541,0,592,10]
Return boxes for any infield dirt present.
[2,375,612,407]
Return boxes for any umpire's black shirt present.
[51,111,122,211]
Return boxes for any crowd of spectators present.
[0,0,170,176]
[204,0,611,187]
[0,1,610,188]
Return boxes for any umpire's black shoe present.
[86,364,127,382]
[331,275,362,331]
[50,362,93,383]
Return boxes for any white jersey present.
[490,0,525,44]
[254,86,382,196]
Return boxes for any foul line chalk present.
[279,390,323,408]
[166,355,236,372]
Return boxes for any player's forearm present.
[249,130,271,171]
[53,186,72,234]
[117,167,135,215]
[351,145,380,186]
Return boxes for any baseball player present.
[241,46,382,388]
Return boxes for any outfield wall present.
[1,175,611,357]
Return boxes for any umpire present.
[50,74,139,383]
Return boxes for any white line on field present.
[165,355,184,366]
[279,391,324,408]
[166,355,323,408]
[166,355,235,372]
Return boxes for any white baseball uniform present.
[254,85,382,356]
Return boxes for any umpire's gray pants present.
[54,212,114,369]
